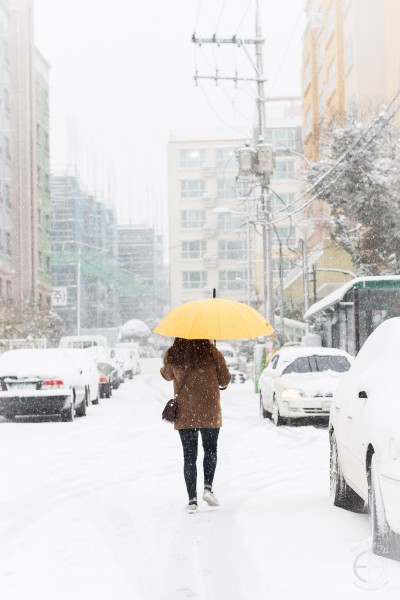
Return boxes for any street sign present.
[52,287,68,306]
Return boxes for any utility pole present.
[192,0,276,327]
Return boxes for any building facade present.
[302,0,400,161]
[51,174,120,332]
[168,109,305,316]
[9,0,38,305]
[35,49,51,305]
[0,1,13,299]
[117,224,164,322]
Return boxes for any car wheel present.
[259,392,269,419]
[369,453,400,559]
[76,395,87,417]
[272,395,284,426]
[61,400,75,422]
[92,388,100,405]
[330,431,365,512]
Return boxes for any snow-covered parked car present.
[84,346,115,398]
[329,317,400,561]
[0,348,87,421]
[62,348,100,405]
[259,346,352,426]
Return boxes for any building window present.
[179,149,205,168]
[273,258,296,277]
[181,210,206,228]
[216,179,237,200]
[180,179,205,198]
[273,226,296,247]
[216,148,237,170]
[327,59,336,96]
[217,212,244,231]
[182,240,206,259]
[270,192,295,211]
[4,89,10,113]
[271,158,295,180]
[303,57,311,91]
[305,107,312,136]
[4,136,10,161]
[218,240,246,260]
[236,180,252,198]
[182,271,207,289]
[3,183,8,207]
[326,3,334,39]
[219,270,247,290]
[5,232,11,256]
[345,37,353,73]
[266,127,300,150]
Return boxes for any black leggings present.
[178,428,220,501]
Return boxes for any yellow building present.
[299,0,400,311]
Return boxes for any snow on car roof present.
[0,348,80,379]
[277,346,351,359]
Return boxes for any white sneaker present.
[202,489,219,507]
[186,501,198,514]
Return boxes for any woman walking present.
[161,338,231,513]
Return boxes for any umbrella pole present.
[213,288,216,345]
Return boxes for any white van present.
[59,335,108,350]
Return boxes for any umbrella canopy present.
[154,298,274,340]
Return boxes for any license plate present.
[8,382,37,390]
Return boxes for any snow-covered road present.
[0,360,399,599]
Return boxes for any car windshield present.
[282,355,351,375]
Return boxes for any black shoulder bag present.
[162,368,191,423]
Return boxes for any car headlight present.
[281,388,305,401]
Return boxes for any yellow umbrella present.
[154,298,274,340]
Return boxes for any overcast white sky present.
[34,0,304,229]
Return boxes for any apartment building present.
[9,0,39,305]
[51,174,120,332]
[303,0,400,160]
[0,1,13,299]
[300,0,400,303]
[35,49,52,305]
[168,105,304,314]
[117,225,164,322]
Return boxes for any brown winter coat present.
[160,345,231,430]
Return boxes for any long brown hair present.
[167,338,213,366]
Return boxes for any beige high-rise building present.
[9,0,38,305]
[0,0,13,298]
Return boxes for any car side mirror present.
[358,390,368,399]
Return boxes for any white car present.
[259,346,352,426]
[329,317,400,561]
[62,348,100,405]
[0,349,86,421]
